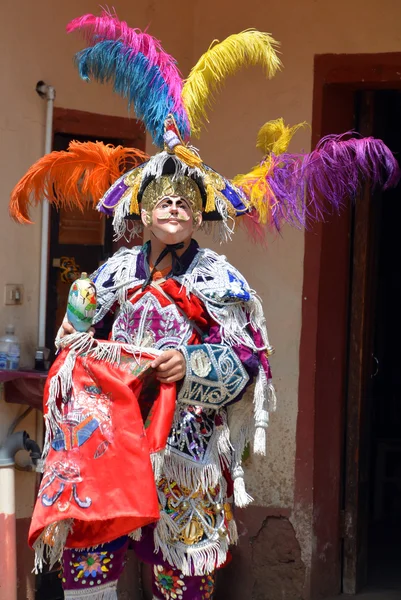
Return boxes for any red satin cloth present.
[29,344,176,549]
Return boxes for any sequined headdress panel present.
[141,176,203,213]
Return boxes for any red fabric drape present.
[29,344,176,549]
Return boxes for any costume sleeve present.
[177,343,250,410]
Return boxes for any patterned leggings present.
[61,536,215,600]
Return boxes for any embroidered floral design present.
[153,564,185,599]
[73,551,111,579]
[39,381,113,512]
[112,293,193,350]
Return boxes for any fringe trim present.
[64,581,118,599]
[178,249,271,350]
[142,151,204,182]
[154,523,230,577]
[161,405,233,491]
[151,450,165,481]
[32,518,74,573]
[112,197,144,242]
[42,349,77,458]
[162,449,222,491]
[91,247,142,325]
[128,528,142,541]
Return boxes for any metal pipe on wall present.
[0,465,17,600]
[0,432,41,600]
[35,81,56,350]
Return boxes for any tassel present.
[205,183,216,212]
[232,465,253,508]
[253,425,266,455]
[173,143,203,168]
[33,518,74,573]
[129,178,141,215]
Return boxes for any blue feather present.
[75,40,190,147]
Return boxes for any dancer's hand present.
[151,350,186,383]
[57,317,94,340]
[59,317,76,338]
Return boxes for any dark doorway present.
[342,89,401,594]
[43,108,146,358]
[297,53,401,600]
[363,91,401,592]
[46,131,117,355]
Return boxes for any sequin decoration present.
[158,478,224,546]
[199,573,215,599]
[167,406,215,462]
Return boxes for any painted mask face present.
[142,195,202,245]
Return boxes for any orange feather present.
[10,141,148,224]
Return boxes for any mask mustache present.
[157,212,191,222]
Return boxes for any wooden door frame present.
[53,107,146,148]
[294,53,401,599]
[45,108,147,351]
[52,107,147,249]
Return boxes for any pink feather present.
[67,10,184,113]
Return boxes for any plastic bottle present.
[0,325,20,370]
[0,335,7,370]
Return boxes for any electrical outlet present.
[4,284,23,305]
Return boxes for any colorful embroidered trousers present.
[61,536,215,599]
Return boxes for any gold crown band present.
[141,175,203,213]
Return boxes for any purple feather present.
[253,134,400,232]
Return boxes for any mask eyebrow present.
[155,195,192,210]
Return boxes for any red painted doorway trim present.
[295,53,401,600]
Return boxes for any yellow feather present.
[256,118,307,155]
[182,30,281,137]
[233,157,276,224]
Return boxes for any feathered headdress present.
[10,10,400,242]
[10,141,148,224]
[234,118,400,240]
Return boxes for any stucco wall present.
[190,0,401,515]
